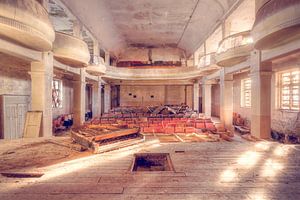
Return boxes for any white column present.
[73,20,82,39]
[250,50,272,139]
[220,68,233,130]
[104,84,111,113]
[92,81,102,117]
[105,52,110,66]
[202,82,212,117]
[193,80,200,112]
[73,69,86,126]
[30,52,53,137]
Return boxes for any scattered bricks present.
[175,126,185,133]
[165,126,175,134]
[185,127,195,133]
[196,123,205,129]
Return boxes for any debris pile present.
[71,124,144,153]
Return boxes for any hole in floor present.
[131,153,174,172]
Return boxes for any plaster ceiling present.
[60,0,240,56]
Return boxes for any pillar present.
[202,82,212,117]
[92,81,102,117]
[220,68,233,130]
[104,84,111,113]
[73,20,82,39]
[193,80,200,112]
[250,50,272,139]
[73,69,86,126]
[30,52,53,137]
[105,52,110,66]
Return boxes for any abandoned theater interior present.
[0,0,300,199]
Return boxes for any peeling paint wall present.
[52,79,74,119]
[120,85,192,107]
[233,72,251,122]
[119,47,184,62]
[271,66,300,135]
[0,69,31,96]
[211,84,220,117]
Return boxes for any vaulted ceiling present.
[60,0,240,56]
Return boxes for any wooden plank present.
[71,131,93,148]
[23,111,42,138]
[93,128,139,142]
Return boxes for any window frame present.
[241,78,251,108]
[278,69,300,111]
[52,79,63,108]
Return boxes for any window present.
[52,80,63,108]
[279,69,300,110]
[241,78,251,107]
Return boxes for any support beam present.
[73,69,86,127]
[220,68,233,130]
[92,81,102,117]
[105,52,110,66]
[30,52,53,137]
[250,50,272,139]
[104,84,111,113]
[202,82,212,117]
[193,80,200,112]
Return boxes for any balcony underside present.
[53,32,90,68]
[0,0,55,51]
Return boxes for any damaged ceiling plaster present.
[60,0,240,57]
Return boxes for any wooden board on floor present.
[23,111,42,138]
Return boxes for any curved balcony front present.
[53,32,90,68]
[0,0,55,51]
[215,31,253,67]
[104,66,203,81]
[252,0,300,50]
[197,53,220,74]
[86,56,106,76]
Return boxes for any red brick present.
[185,127,195,133]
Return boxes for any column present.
[202,81,212,117]
[92,39,99,64]
[30,52,53,137]
[193,80,200,112]
[92,81,102,117]
[73,20,82,39]
[73,69,86,127]
[220,68,233,130]
[104,84,111,113]
[105,52,110,66]
[250,50,272,139]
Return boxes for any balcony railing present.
[197,53,216,68]
[217,31,253,54]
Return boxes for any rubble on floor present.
[71,124,144,153]
[0,137,91,171]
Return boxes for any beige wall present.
[52,79,74,118]
[0,69,31,96]
[233,72,251,121]
[211,84,220,117]
[271,65,300,135]
[120,85,192,107]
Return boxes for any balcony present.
[215,31,253,67]
[53,32,90,68]
[197,53,220,74]
[252,0,300,50]
[104,66,202,81]
[86,56,107,76]
[0,0,55,51]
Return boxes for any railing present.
[217,31,253,54]
[90,55,105,66]
[197,53,216,68]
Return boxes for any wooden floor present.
[0,135,300,200]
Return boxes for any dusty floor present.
[0,135,299,200]
[0,136,91,171]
